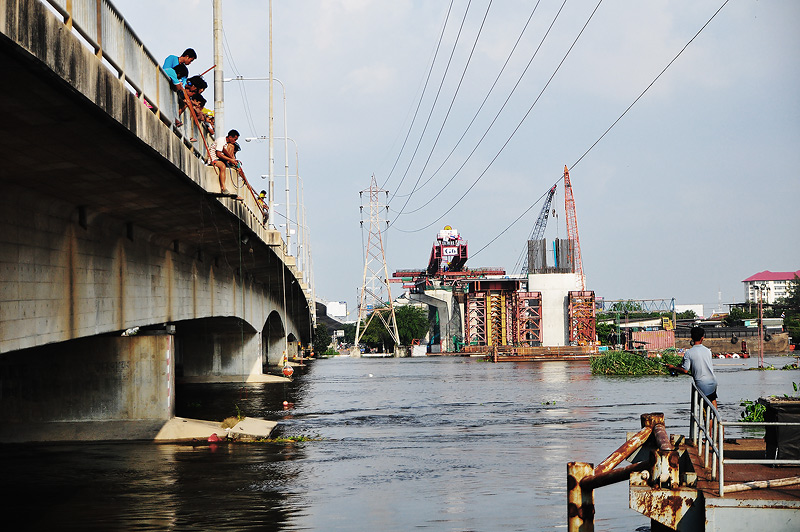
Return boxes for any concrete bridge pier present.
[0,332,176,440]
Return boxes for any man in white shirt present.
[667,326,718,408]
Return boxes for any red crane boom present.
[563,165,585,290]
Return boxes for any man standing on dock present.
[667,326,718,408]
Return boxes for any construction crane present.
[563,165,585,290]
[522,184,557,274]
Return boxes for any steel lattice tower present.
[354,176,400,350]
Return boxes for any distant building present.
[742,270,800,304]
[326,301,348,319]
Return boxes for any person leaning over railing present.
[178,75,208,117]
[162,48,197,85]
[666,326,718,409]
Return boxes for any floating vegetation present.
[739,400,766,422]
[590,350,683,376]
[749,365,777,371]
[255,434,322,444]
[782,362,800,370]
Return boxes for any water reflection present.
[2,355,797,531]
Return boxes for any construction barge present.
[459,344,595,362]
[568,383,800,531]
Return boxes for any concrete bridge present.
[0,0,313,439]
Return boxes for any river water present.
[3,355,798,531]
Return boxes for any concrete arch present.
[176,317,259,378]
[263,311,286,368]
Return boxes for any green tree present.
[342,322,356,344]
[313,323,330,352]
[676,310,697,320]
[394,305,429,345]
[723,306,755,327]
[596,322,616,345]
[780,275,800,345]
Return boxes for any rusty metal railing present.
[689,381,800,496]
[567,413,673,531]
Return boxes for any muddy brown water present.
[2,355,797,531]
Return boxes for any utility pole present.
[354,176,400,356]
[268,0,275,228]
[213,0,224,135]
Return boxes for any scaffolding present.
[516,292,543,346]
[466,292,487,345]
[569,291,596,345]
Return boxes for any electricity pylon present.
[354,176,400,354]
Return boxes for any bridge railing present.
[42,0,211,158]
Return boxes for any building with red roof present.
[742,270,800,304]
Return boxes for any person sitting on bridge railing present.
[162,48,196,85]
[210,129,245,195]
[256,190,268,222]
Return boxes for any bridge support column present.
[0,334,175,424]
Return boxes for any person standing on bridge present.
[666,326,718,409]
[210,129,246,196]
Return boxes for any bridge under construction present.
[392,167,596,359]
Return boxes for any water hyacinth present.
[590,350,684,376]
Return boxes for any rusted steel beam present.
[653,423,673,451]
[593,426,652,475]
[581,459,651,491]
[641,412,665,428]
[567,462,595,532]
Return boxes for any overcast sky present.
[114,0,799,319]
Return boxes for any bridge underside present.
[0,0,311,438]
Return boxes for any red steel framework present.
[563,166,585,291]
[568,291,596,345]
[466,292,487,346]
[515,292,543,346]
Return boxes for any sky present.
[113,0,799,319]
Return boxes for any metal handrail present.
[689,381,800,496]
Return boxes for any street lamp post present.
[245,135,306,272]
[754,284,770,368]
[224,76,289,246]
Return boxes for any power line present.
[388,0,546,205]
[390,1,493,216]
[395,0,602,233]
[471,0,732,261]
[392,0,564,217]
[380,0,455,189]
[387,1,474,203]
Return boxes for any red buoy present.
[282,365,294,377]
